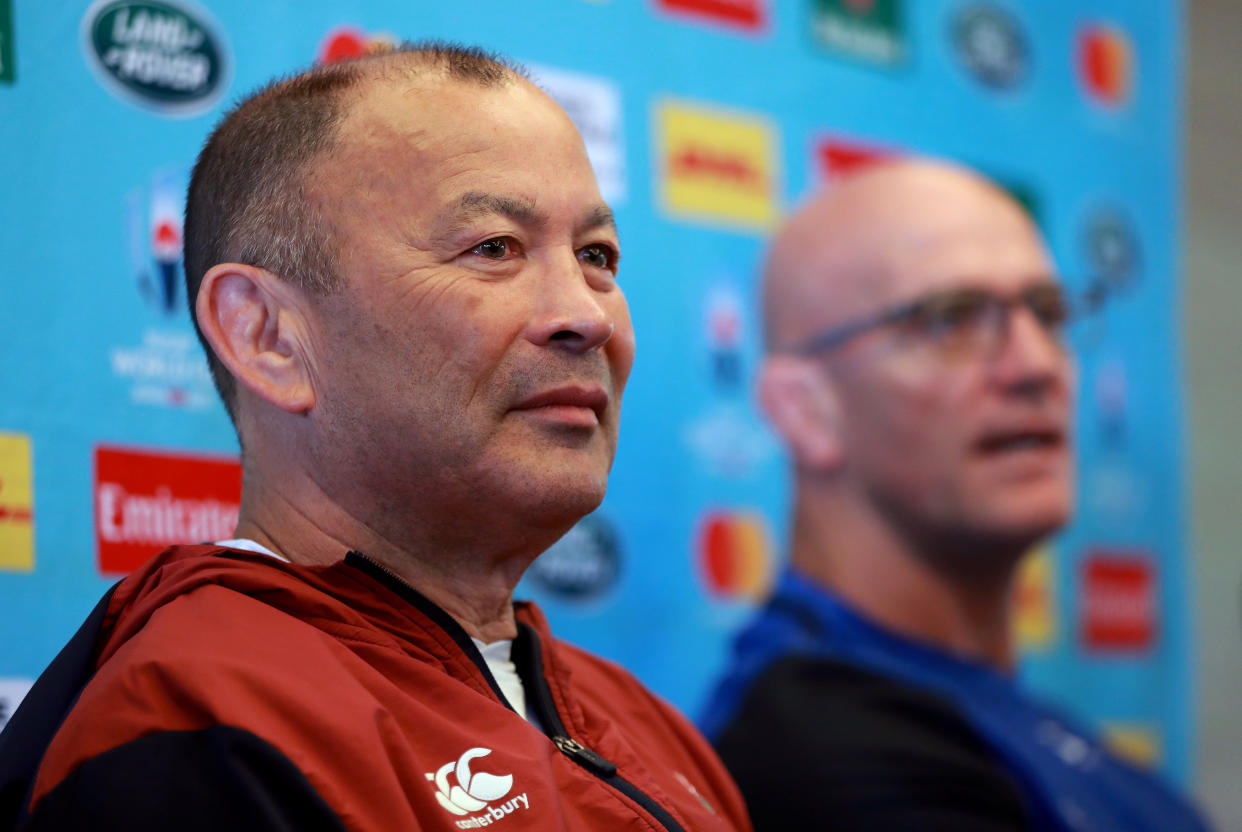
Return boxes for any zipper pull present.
[553,735,618,777]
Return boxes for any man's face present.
[301,77,634,539]
[824,190,1073,556]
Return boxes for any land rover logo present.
[82,0,229,116]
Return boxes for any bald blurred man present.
[700,161,1210,831]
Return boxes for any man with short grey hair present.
[2,44,750,832]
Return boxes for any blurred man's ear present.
[758,355,845,472]
[196,263,317,416]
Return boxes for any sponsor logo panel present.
[814,135,896,182]
[658,100,779,230]
[528,65,626,205]
[114,165,218,411]
[697,509,773,600]
[655,0,767,33]
[1079,548,1156,652]
[0,433,34,572]
[0,678,33,731]
[317,26,396,64]
[685,282,777,479]
[129,165,186,317]
[950,4,1029,90]
[1085,357,1150,527]
[1014,545,1056,652]
[1094,356,1129,448]
[426,746,531,827]
[0,0,14,84]
[810,0,907,67]
[81,0,230,116]
[704,283,744,392]
[527,513,621,602]
[1077,23,1134,109]
[110,328,216,410]
[1081,204,1141,307]
[94,445,241,575]
[1102,722,1162,768]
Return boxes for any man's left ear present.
[757,355,845,472]
[195,262,316,414]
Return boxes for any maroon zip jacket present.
[26,545,751,831]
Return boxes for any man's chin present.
[916,494,1070,575]
[505,470,609,528]
[972,502,1071,552]
[970,474,1072,532]
[473,439,614,525]
[515,495,607,548]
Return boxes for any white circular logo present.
[427,747,514,816]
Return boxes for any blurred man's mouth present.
[976,430,1063,454]
[973,421,1067,461]
[510,384,608,428]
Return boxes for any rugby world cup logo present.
[427,747,529,824]
[126,165,188,316]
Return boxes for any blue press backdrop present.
[0,0,1190,784]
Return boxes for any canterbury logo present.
[427,747,531,827]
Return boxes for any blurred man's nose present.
[987,306,1070,397]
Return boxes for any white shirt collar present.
[214,537,290,563]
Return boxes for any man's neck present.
[231,466,551,643]
[789,486,1023,672]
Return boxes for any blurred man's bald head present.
[762,160,1047,351]
[756,155,1070,563]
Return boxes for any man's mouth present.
[975,429,1064,455]
[511,385,609,427]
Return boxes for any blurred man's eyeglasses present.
[791,282,1073,358]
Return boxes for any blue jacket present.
[701,569,1211,832]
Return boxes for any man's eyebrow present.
[578,204,617,236]
[434,192,542,241]
[431,192,618,246]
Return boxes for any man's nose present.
[524,251,616,353]
[987,306,1069,397]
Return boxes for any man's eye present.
[472,238,514,260]
[913,292,990,335]
[579,244,616,272]
[1026,286,1070,330]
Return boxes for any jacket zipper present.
[344,552,687,832]
[515,621,688,832]
[552,736,617,776]
[546,732,687,832]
